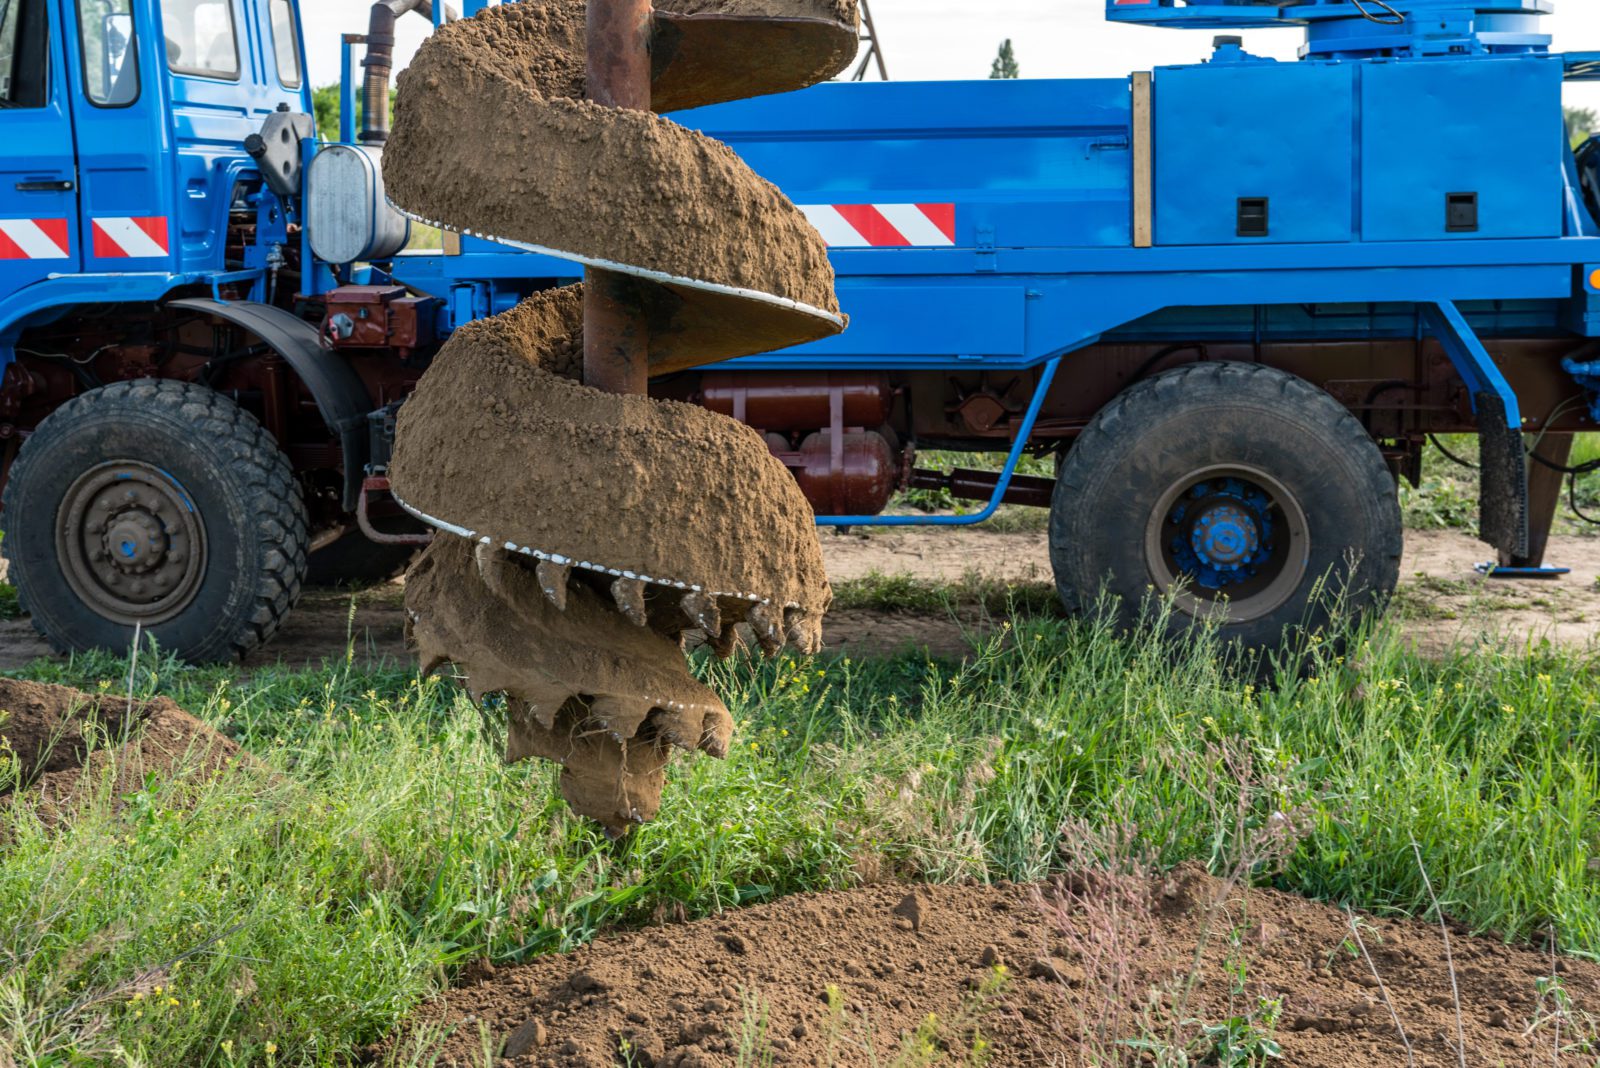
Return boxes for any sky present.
[299,1,1600,115]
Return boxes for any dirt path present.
[3,528,1597,671]
[392,868,1600,1068]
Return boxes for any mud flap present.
[1421,302,1529,560]
[1474,391,1529,559]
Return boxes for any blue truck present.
[2,0,1599,661]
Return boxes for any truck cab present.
[0,0,306,304]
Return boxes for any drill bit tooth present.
[748,601,780,641]
[536,559,573,611]
[748,602,783,656]
[699,704,735,759]
[611,576,649,627]
[681,591,721,637]
[709,621,743,660]
[786,608,824,655]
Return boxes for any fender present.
[167,298,373,511]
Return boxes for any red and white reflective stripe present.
[92,216,169,259]
[0,218,70,260]
[799,204,956,248]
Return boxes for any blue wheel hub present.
[1166,478,1275,591]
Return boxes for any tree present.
[990,39,1019,80]
[310,83,398,143]
[1566,106,1597,149]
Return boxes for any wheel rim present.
[1142,464,1309,624]
[55,461,208,626]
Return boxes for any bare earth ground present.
[1,528,1597,670]
[393,870,1600,1068]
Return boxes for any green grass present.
[890,450,1053,532]
[2,606,1599,1065]
[1403,433,1600,535]
[832,570,1058,615]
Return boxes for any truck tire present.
[0,380,308,662]
[1049,362,1402,651]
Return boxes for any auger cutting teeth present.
[537,559,572,610]
[747,602,784,657]
[681,591,721,637]
[611,577,649,627]
[709,622,743,660]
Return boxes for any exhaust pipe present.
[361,0,456,146]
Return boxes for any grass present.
[2,599,1599,1065]
[831,570,1057,616]
[1402,433,1600,535]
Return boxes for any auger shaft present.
[583,0,654,396]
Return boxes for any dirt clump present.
[0,678,238,819]
[393,874,1600,1067]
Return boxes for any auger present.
[383,0,860,832]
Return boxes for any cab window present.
[75,0,138,107]
[161,0,238,80]
[0,0,50,108]
[268,0,299,89]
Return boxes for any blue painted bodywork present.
[2,0,1599,518]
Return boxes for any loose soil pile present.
[397,872,1600,1067]
[0,678,238,818]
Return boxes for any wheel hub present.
[1144,465,1309,624]
[1189,501,1260,569]
[56,463,206,625]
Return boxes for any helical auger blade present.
[384,0,855,833]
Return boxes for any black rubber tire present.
[305,530,419,588]
[1050,362,1402,651]
[1,379,308,662]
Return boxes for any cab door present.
[0,0,83,297]
[60,0,174,273]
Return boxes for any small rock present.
[571,968,608,993]
[559,1038,582,1055]
[892,891,926,931]
[979,945,1003,968]
[1248,922,1284,947]
[1027,957,1083,985]
[502,1017,547,1057]
[791,1021,808,1039]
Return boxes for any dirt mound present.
[395,873,1600,1067]
[386,2,841,319]
[0,678,238,818]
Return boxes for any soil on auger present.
[385,1,855,834]
[385,0,843,315]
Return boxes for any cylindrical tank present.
[699,372,892,431]
[790,430,897,516]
